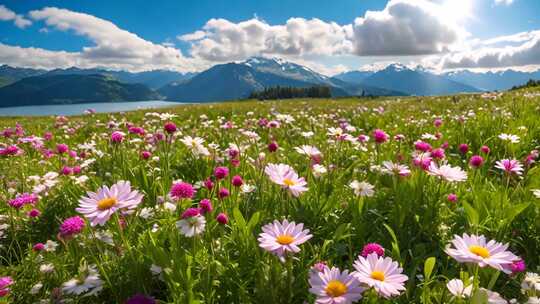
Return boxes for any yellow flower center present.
[97,197,117,210]
[276,234,294,245]
[283,178,296,186]
[469,245,490,258]
[325,280,348,297]
[371,271,386,281]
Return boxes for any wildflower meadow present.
[1,89,540,303]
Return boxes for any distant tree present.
[249,86,331,100]
[510,79,540,91]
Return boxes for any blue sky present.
[0,0,539,74]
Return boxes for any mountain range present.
[1,58,539,107]
[0,74,159,107]
[334,64,478,96]
[159,58,405,102]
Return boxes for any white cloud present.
[179,0,467,62]
[0,5,32,28]
[436,30,540,69]
[0,43,79,69]
[494,0,514,6]
[351,0,468,56]
[4,7,208,72]
[0,2,538,74]
[180,17,353,62]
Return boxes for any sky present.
[0,0,539,75]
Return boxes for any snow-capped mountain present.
[335,63,480,96]
[241,57,332,85]
[444,69,540,91]
[159,57,405,102]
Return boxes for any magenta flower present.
[458,144,469,154]
[0,276,13,297]
[61,166,73,175]
[232,175,243,187]
[480,145,490,154]
[181,207,201,219]
[198,199,213,214]
[140,151,152,160]
[204,178,214,190]
[414,141,432,152]
[216,213,228,225]
[447,193,458,203]
[214,166,229,180]
[218,187,230,199]
[431,148,445,160]
[125,293,156,304]
[361,243,385,257]
[508,259,526,275]
[27,208,41,218]
[111,131,125,143]
[268,141,279,152]
[170,182,195,200]
[59,216,86,238]
[164,122,177,134]
[56,143,69,154]
[373,129,389,144]
[33,243,45,251]
[469,155,484,168]
[8,193,38,209]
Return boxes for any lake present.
[0,101,186,117]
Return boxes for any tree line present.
[510,79,540,91]
[249,86,331,100]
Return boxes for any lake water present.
[0,101,186,117]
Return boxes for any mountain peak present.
[383,63,410,72]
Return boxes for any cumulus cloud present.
[26,7,204,72]
[0,5,32,28]
[0,1,538,74]
[179,0,466,62]
[180,17,353,61]
[437,31,540,69]
[352,0,467,56]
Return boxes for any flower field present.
[1,90,540,303]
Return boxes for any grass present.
[1,89,540,303]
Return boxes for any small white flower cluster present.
[522,272,540,303]
[27,172,59,195]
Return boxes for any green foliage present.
[0,90,539,303]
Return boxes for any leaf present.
[247,211,261,230]
[463,201,479,227]
[383,223,401,262]
[233,208,246,230]
[487,270,500,290]
[504,202,531,225]
[471,289,488,304]
[423,257,436,280]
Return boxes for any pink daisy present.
[309,267,364,304]
[495,159,524,175]
[76,181,143,226]
[427,163,468,182]
[264,163,308,197]
[445,233,519,273]
[258,219,312,261]
[352,253,408,299]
